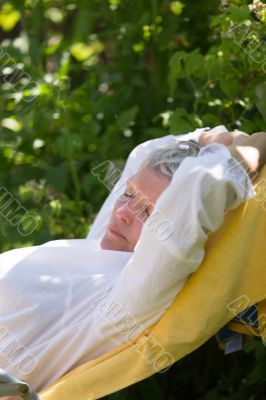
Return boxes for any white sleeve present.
[91,144,255,344]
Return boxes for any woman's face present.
[100,166,170,252]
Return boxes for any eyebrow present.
[126,180,155,208]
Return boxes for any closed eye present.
[121,185,153,220]
[121,191,134,199]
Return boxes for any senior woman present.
[0,129,265,392]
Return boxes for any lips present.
[109,227,126,240]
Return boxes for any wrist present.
[228,145,260,179]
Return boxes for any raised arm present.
[199,131,266,178]
[228,132,266,178]
[90,144,255,352]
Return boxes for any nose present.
[115,202,134,225]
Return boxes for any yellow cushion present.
[40,166,266,400]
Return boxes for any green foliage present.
[0,0,265,398]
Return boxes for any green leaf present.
[0,3,21,31]
[219,78,240,98]
[240,120,256,133]
[70,41,105,62]
[229,5,250,22]
[169,108,193,134]
[142,127,166,138]
[53,134,83,159]
[210,14,224,28]
[116,106,139,130]
[184,50,205,77]
[202,113,221,126]
[170,1,185,16]
[46,164,69,191]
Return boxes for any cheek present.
[130,219,145,245]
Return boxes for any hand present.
[228,132,266,178]
[199,130,249,147]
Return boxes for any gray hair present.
[141,140,200,179]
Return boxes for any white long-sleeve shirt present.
[0,143,254,391]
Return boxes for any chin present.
[100,236,125,252]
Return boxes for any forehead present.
[127,166,170,203]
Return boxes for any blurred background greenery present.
[0,0,266,398]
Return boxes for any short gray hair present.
[141,140,200,179]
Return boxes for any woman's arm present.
[228,132,266,178]
[87,126,224,242]
[199,131,266,178]
[198,130,249,147]
[91,144,255,348]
